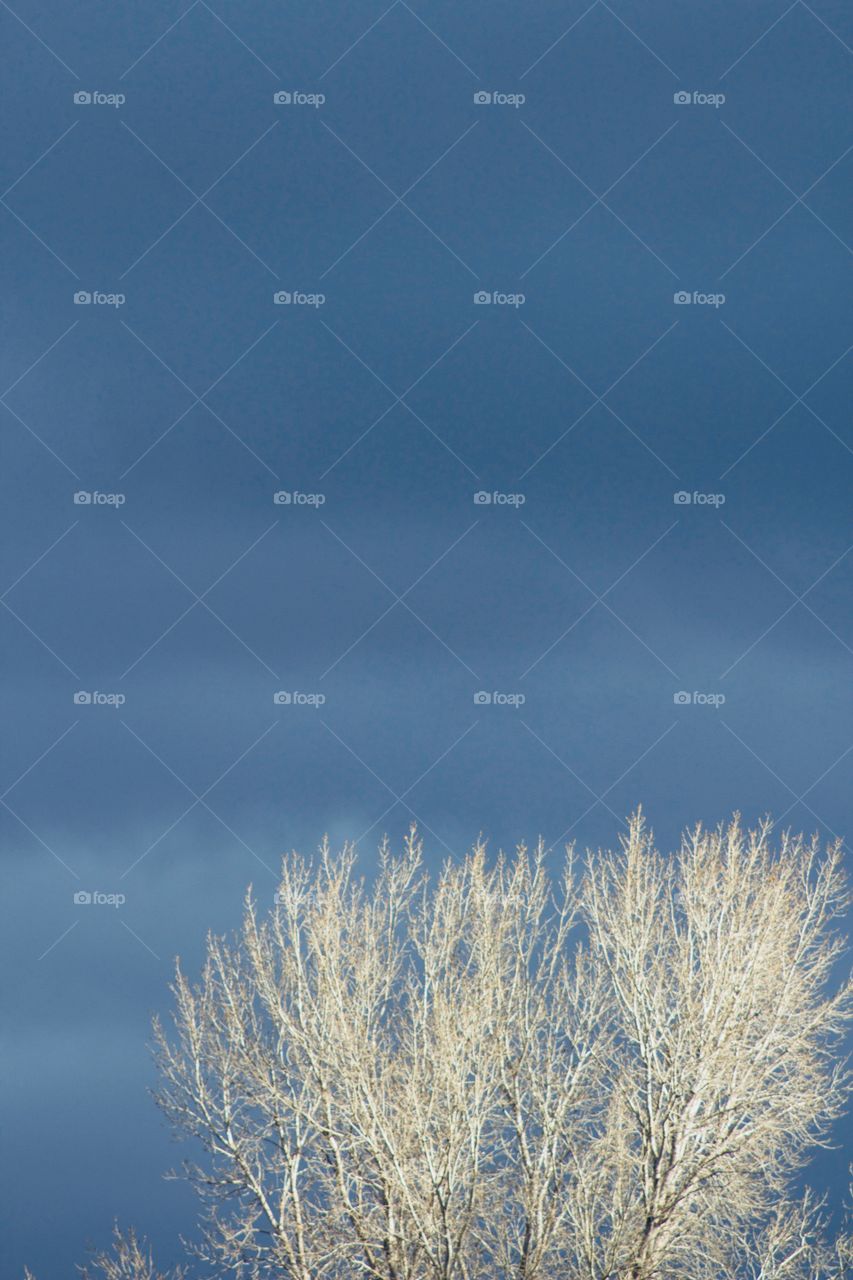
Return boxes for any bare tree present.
[149,814,851,1280]
[78,1227,187,1280]
[24,1225,185,1280]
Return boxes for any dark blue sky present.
[1,2,851,1274]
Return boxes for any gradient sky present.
[1,2,851,1275]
